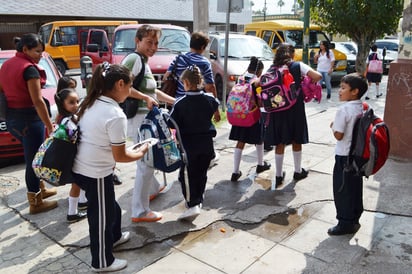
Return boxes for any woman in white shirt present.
[314,40,335,100]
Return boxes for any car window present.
[39,58,58,88]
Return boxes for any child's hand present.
[213,110,221,123]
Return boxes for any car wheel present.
[215,74,223,100]
[54,60,66,75]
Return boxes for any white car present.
[207,33,274,100]
[373,39,399,73]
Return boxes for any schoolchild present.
[229,56,271,182]
[264,43,322,188]
[72,63,149,272]
[365,44,383,100]
[328,73,368,236]
[121,24,175,223]
[54,76,88,223]
[169,65,220,220]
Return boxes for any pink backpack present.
[301,76,322,103]
[226,76,261,127]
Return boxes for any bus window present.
[285,30,303,48]
[52,29,63,46]
[262,31,273,45]
[60,26,78,45]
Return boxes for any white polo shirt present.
[73,96,127,178]
[332,100,363,156]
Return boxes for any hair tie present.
[102,62,111,77]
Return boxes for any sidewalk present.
[1,78,412,273]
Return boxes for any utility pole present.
[302,0,310,64]
[193,0,209,33]
[263,0,267,21]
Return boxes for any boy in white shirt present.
[329,73,368,236]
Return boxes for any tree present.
[309,0,403,73]
[278,0,285,13]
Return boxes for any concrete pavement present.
[1,76,412,273]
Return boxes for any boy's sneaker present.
[78,202,88,211]
[256,161,271,174]
[131,211,162,223]
[293,168,308,181]
[113,231,130,248]
[92,258,127,272]
[67,211,87,223]
[230,171,242,182]
[178,205,201,220]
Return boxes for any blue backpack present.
[139,106,181,173]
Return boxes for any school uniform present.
[169,91,219,207]
[331,100,364,229]
[72,96,126,269]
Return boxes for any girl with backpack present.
[229,57,271,182]
[264,43,322,189]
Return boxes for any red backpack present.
[347,103,390,177]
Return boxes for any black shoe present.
[67,211,87,223]
[264,145,273,152]
[256,161,271,174]
[376,93,383,98]
[275,171,285,188]
[78,202,88,211]
[293,168,308,181]
[326,94,331,99]
[231,171,242,182]
[113,174,122,185]
[365,96,370,100]
[327,224,361,236]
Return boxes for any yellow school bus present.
[245,19,348,82]
[38,20,137,74]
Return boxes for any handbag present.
[32,120,78,186]
[161,55,181,98]
[367,54,383,74]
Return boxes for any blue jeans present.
[319,71,332,97]
[6,108,45,193]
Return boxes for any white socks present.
[293,150,302,173]
[275,154,284,177]
[79,189,87,203]
[256,144,264,166]
[68,196,79,215]
[233,148,242,173]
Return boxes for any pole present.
[302,0,310,64]
[222,0,231,111]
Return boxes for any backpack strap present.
[132,52,146,90]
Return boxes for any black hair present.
[273,43,295,66]
[54,88,77,118]
[57,76,77,92]
[320,40,331,59]
[78,62,131,118]
[135,24,161,41]
[341,73,368,99]
[190,32,210,51]
[180,65,202,89]
[14,33,45,52]
[247,56,264,75]
[370,44,378,52]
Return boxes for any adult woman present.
[121,25,175,223]
[265,43,322,188]
[365,44,383,100]
[0,33,57,214]
[314,40,335,100]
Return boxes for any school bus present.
[38,20,137,74]
[245,19,348,82]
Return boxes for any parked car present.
[335,42,356,73]
[207,33,274,100]
[0,50,61,159]
[373,39,399,74]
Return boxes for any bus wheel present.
[55,60,66,75]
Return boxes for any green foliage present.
[309,0,403,73]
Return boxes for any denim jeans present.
[6,108,45,192]
[319,71,332,97]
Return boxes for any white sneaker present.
[209,151,220,168]
[178,205,201,220]
[92,258,127,272]
[113,231,130,248]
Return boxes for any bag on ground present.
[258,63,300,112]
[139,106,181,172]
[346,103,390,177]
[32,119,78,186]
[226,75,261,127]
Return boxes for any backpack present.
[258,62,300,112]
[119,52,145,118]
[226,75,261,127]
[346,103,390,177]
[301,75,322,103]
[139,106,181,173]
